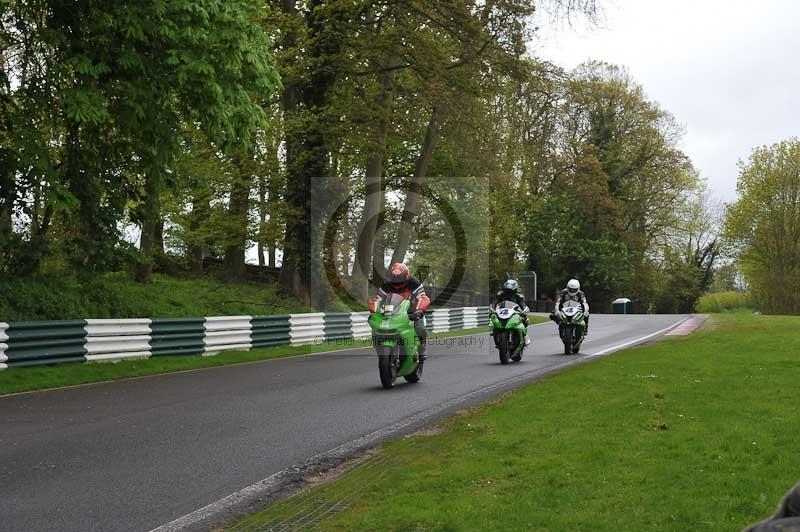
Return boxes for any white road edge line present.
[149,315,690,532]
[587,316,691,358]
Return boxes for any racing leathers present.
[552,289,590,333]
[491,289,530,327]
[369,276,431,360]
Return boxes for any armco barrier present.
[350,312,371,340]
[429,308,452,333]
[4,320,88,368]
[288,313,325,346]
[85,319,152,362]
[0,322,8,370]
[203,316,252,355]
[0,306,492,370]
[476,308,491,327]
[447,308,465,331]
[250,315,291,348]
[323,313,353,342]
[150,318,206,357]
[462,307,480,329]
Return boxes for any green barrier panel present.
[149,318,205,357]
[323,313,353,342]
[424,310,437,332]
[251,315,291,348]
[447,308,465,330]
[4,320,88,367]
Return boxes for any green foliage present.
[2,0,279,275]
[695,291,754,313]
[0,273,311,322]
[724,138,800,314]
[2,0,706,314]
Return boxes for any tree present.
[272,0,356,305]
[1,1,280,281]
[724,139,800,314]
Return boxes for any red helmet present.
[388,262,410,285]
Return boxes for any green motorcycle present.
[557,300,586,355]
[369,292,424,388]
[490,301,527,364]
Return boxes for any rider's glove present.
[408,310,424,321]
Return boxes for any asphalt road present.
[0,313,687,532]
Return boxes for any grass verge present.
[227,311,800,532]
[0,322,539,396]
[696,291,754,313]
[0,272,317,322]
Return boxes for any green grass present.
[228,311,800,532]
[696,291,754,313]
[0,326,502,396]
[0,272,316,321]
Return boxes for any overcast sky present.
[532,0,800,202]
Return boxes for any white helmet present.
[567,279,580,294]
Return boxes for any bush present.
[695,291,754,313]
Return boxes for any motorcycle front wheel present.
[563,326,573,355]
[511,331,523,362]
[572,328,583,354]
[498,330,511,365]
[404,360,424,383]
[378,348,399,388]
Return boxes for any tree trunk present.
[155,217,165,255]
[0,168,13,244]
[390,107,442,265]
[188,186,211,275]
[0,70,15,251]
[223,152,251,279]
[278,0,341,308]
[65,123,105,271]
[266,141,282,268]
[352,49,400,301]
[136,171,161,283]
[352,147,387,301]
[257,173,267,267]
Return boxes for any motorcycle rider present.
[491,279,531,345]
[369,263,431,360]
[550,278,590,335]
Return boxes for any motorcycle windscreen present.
[495,300,519,317]
[562,300,583,320]
[380,292,407,316]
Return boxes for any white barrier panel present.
[203,316,253,355]
[462,307,480,329]
[85,319,151,337]
[85,319,152,362]
[429,308,452,333]
[350,312,371,340]
[0,322,7,369]
[85,336,152,361]
[289,313,325,346]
